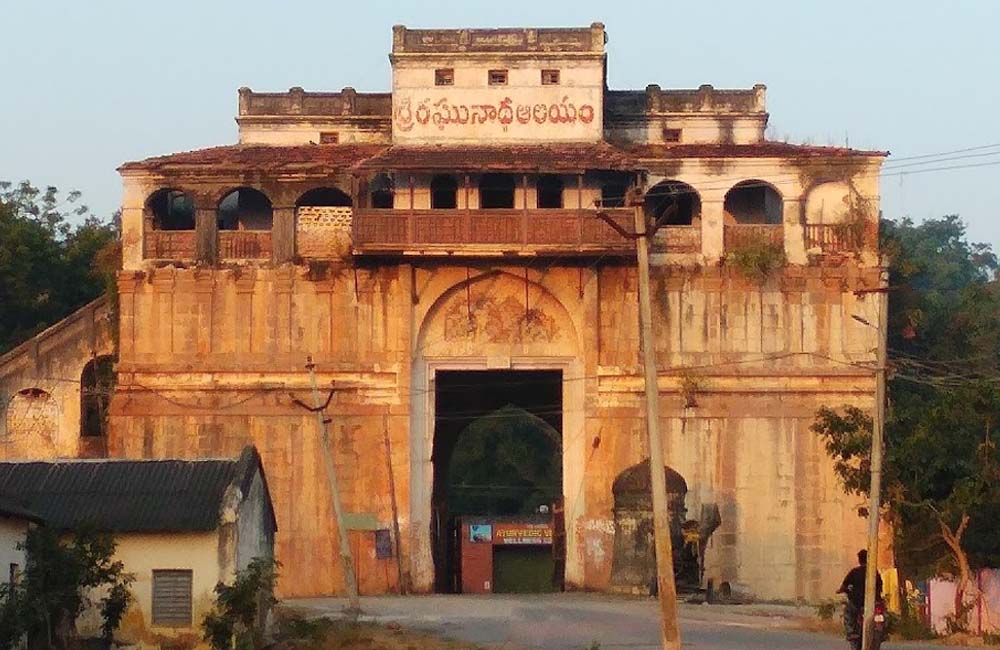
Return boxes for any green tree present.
[812,215,1000,630]
[0,180,118,354]
[0,527,133,650]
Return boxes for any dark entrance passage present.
[432,370,563,593]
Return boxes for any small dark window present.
[370,174,394,209]
[662,128,682,143]
[601,184,628,209]
[536,175,564,209]
[81,356,114,438]
[319,132,339,144]
[435,68,454,86]
[431,175,459,209]
[541,69,560,85]
[488,69,508,86]
[152,570,193,626]
[9,563,19,586]
[479,174,515,209]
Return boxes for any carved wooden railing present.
[143,230,196,260]
[724,224,784,250]
[656,225,702,254]
[352,208,635,254]
[219,231,272,259]
[804,224,865,253]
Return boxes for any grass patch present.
[273,612,482,650]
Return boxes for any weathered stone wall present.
[107,260,878,601]
[0,299,114,459]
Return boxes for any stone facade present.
[0,23,888,602]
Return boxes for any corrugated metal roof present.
[0,446,272,533]
[0,496,43,523]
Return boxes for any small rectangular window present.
[319,132,339,144]
[488,69,508,86]
[152,569,193,626]
[662,128,682,143]
[541,69,560,85]
[435,68,454,86]
[8,563,18,586]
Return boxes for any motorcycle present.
[846,599,888,650]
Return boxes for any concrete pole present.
[307,357,361,612]
[861,279,889,650]
[632,191,682,650]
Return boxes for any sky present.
[1,0,998,249]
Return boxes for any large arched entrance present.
[410,270,585,593]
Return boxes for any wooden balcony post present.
[272,205,296,263]
[522,174,529,245]
[407,175,415,245]
[464,174,471,242]
[577,174,584,245]
[195,200,218,265]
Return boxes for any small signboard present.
[374,529,393,559]
[493,522,553,545]
[469,524,493,543]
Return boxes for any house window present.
[662,128,682,143]
[431,175,459,209]
[488,69,508,86]
[152,569,193,626]
[478,174,516,209]
[435,68,454,86]
[536,175,564,209]
[319,132,339,144]
[541,69,560,85]
[8,563,18,586]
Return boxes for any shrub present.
[202,558,279,650]
[727,238,786,282]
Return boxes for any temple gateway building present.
[0,24,887,600]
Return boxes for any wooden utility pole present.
[382,414,408,594]
[861,280,889,650]
[306,357,361,612]
[631,188,682,650]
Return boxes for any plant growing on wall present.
[726,236,786,283]
[678,373,703,408]
[0,527,133,650]
[203,558,279,650]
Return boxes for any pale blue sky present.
[2,0,998,248]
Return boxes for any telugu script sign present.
[391,89,603,142]
[394,96,595,133]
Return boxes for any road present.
[288,593,955,650]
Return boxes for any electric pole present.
[631,187,682,650]
[306,357,361,612]
[861,278,889,650]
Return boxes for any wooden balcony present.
[219,231,272,259]
[143,230,196,261]
[352,208,636,256]
[724,224,784,250]
[804,224,865,254]
[655,225,702,254]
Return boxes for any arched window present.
[479,174,515,209]
[218,188,273,231]
[431,175,458,209]
[80,356,114,438]
[724,180,783,225]
[536,175,564,209]
[296,187,352,208]
[147,189,195,230]
[4,388,57,444]
[370,174,394,209]
[644,180,701,226]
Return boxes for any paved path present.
[288,593,957,650]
